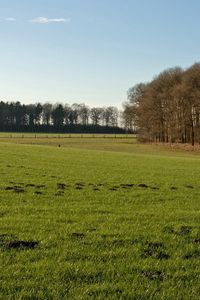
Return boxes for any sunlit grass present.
[1,139,200,299]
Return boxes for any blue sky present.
[0,0,200,108]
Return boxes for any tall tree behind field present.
[34,103,43,125]
[143,68,183,142]
[125,83,148,133]
[0,101,123,133]
[14,102,25,127]
[122,104,135,131]
[26,104,35,128]
[102,106,119,127]
[180,64,200,145]
[51,104,65,128]
[90,107,103,125]
[42,103,53,125]
[63,104,71,125]
[124,63,200,144]
[78,104,90,125]
[0,102,9,127]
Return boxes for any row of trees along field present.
[123,63,200,145]
[0,102,126,133]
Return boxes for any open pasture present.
[1,136,200,299]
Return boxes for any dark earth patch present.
[55,191,64,196]
[75,186,84,190]
[178,226,192,235]
[5,240,39,250]
[101,234,118,239]
[5,186,15,191]
[5,185,25,193]
[163,225,191,236]
[142,242,169,260]
[35,191,43,195]
[183,250,200,259]
[125,184,134,187]
[14,188,25,193]
[87,287,123,298]
[0,211,7,218]
[87,228,97,232]
[138,183,148,188]
[66,219,75,224]
[5,185,25,192]
[193,238,200,244]
[185,185,194,189]
[36,184,46,189]
[120,184,134,189]
[57,183,66,190]
[71,232,85,239]
[141,270,163,280]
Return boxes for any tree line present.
[0,102,126,133]
[123,63,200,145]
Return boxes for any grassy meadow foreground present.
[1,135,200,299]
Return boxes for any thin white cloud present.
[5,17,16,22]
[30,17,70,24]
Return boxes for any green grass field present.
[1,135,200,299]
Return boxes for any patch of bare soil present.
[141,270,163,280]
[5,240,39,250]
[141,242,169,260]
